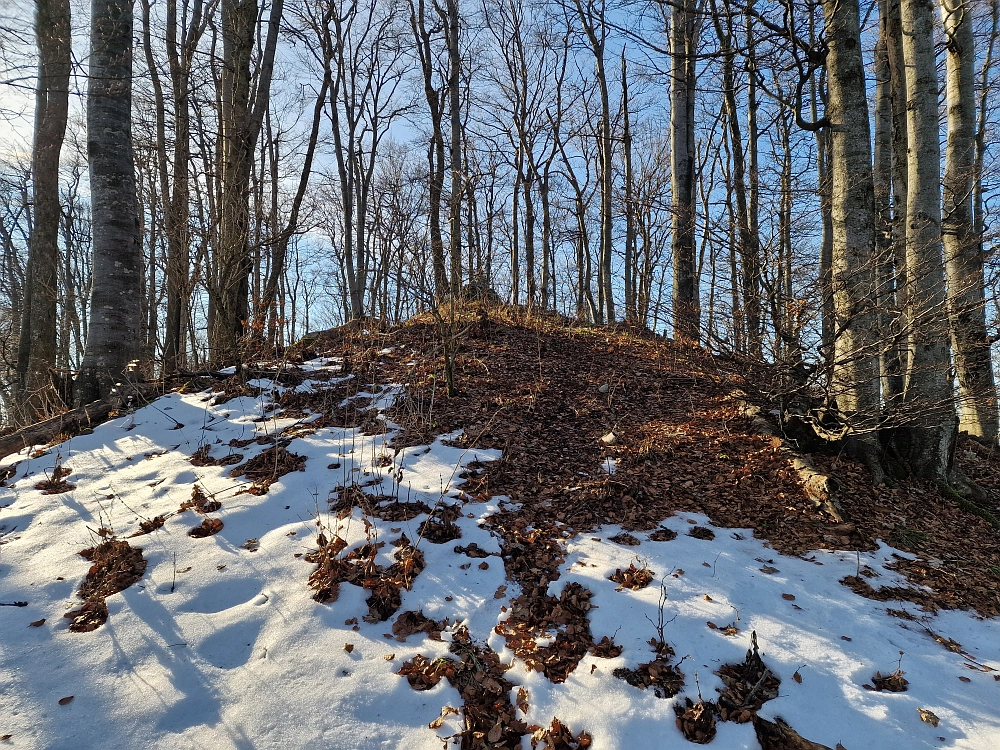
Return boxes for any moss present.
[938,483,1000,529]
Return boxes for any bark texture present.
[78,0,143,404]
[17,0,72,423]
[671,0,700,341]
[821,0,881,462]
[940,0,998,442]
[897,0,958,481]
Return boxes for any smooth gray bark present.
[17,0,72,422]
[821,0,881,462]
[897,0,958,481]
[940,0,999,442]
[78,0,143,403]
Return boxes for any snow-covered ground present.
[0,374,997,749]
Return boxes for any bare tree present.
[819,0,881,472]
[15,0,71,422]
[896,0,958,482]
[209,0,282,362]
[77,0,143,402]
[940,0,998,442]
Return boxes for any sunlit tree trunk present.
[940,0,998,442]
[821,0,881,471]
[897,0,958,482]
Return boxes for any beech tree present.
[940,0,998,443]
[671,0,701,341]
[15,0,71,422]
[209,0,282,362]
[77,0,143,403]
[895,0,959,484]
[819,0,881,473]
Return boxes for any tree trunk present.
[874,1,902,403]
[444,0,462,299]
[162,0,203,375]
[940,0,998,442]
[573,0,614,322]
[885,0,909,399]
[821,0,881,468]
[622,52,637,324]
[210,0,282,362]
[895,0,958,482]
[78,0,143,404]
[671,0,699,341]
[409,0,448,301]
[17,0,72,423]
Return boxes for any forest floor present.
[0,306,998,749]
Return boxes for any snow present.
[0,383,998,749]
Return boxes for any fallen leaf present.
[384,653,395,661]
[793,671,803,683]
[29,619,45,627]
[917,708,940,727]
[836,744,848,750]
[487,722,503,743]
[782,593,795,601]
[58,696,74,705]
[0,734,11,741]
[841,636,852,642]
[478,561,489,570]
[704,595,713,602]
[344,643,354,653]
[958,676,971,683]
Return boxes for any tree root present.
[734,393,845,522]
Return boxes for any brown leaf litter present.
[64,537,146,632]
[230,444,306,494]
[305,535,425,622]
[189,444,243,467]
[327,310,1000,618]
[612,638,685,699]
[34,464,75,495]
[399,625,591,750]
[609,562,654,591]
[179,485,221,514]
[716,632,781,721]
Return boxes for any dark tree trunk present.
[77,0,143,404]
[17,0,72,423]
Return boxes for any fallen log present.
[733,391,845,523]
[753,716,832,750]
[0,384,164,462]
